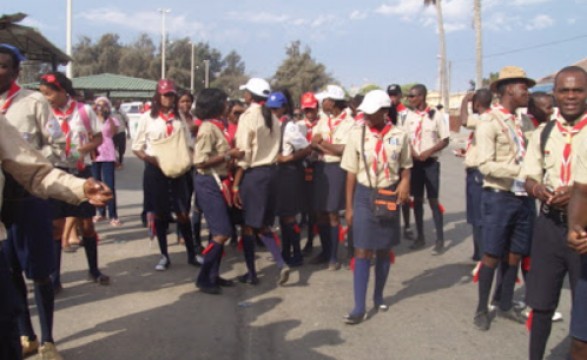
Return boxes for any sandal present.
[110,219,123,227]
[93,215,105,223]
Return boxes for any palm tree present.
[424,0,449,110]
[473,0,483,89]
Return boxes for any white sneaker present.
[155,256,170,271]
[278,266,290,286]
[195,254,204,265]
[552,311,563,322]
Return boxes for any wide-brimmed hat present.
[490,66,536,92]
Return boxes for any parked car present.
[120,101,144,140]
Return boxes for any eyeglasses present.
[231,111,243,117]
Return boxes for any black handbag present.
[361,126,398,220]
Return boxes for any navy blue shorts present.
[526,212,580,310]
[276,162,305,217]
[352,184,400,250]
[481,189,534,258]
[410,158,440,199]
[4,196,55,279]
[466,168,484,226]
[572,269,587,342]
[240,166,277,229]
[143,162,191,216]
[194,174,233,237]
[50,167,95,219]
[312,162,346,213]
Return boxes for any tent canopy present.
[0,13,70,68]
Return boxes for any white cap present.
[239,78,271,98]
[322,85,346,101]
[358,89,391,115]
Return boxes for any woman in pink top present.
[92,96,122,226]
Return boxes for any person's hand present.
[233,189,242,209]
[397,181,410,204]
[453,148,466,158]
[83,178,112,206]
[144,155,159,167]
[311,134,323,146]
[568,225,587,254]
[227,147,244,159]
[277,154,288,164]
[532,183,554,203]
[548,186,571,208]
[345,208,353,228]
[419,149,433,162]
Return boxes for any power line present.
[454,33,587,63]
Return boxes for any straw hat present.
[490,66,536,92]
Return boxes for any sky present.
[6,0,587,92]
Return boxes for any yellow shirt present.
[313,109,356,163]
[521,116,587,189]
[477,107,527,191]
[341,124,412,188]
[193,121,230,177]
[0,114,86,240]
[402,107,450,157]
[235,103,280,169]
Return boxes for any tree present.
[118,34,156,79]
[212,50,248,98]
[424,0,449,109]
[272,41,334,106]
[473,0,483,90]
[72,36,98,76]
[95,33,122,74]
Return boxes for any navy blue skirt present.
[50,167,95,219]
[276,162,305,217]
[194,173,233,237]
[352,183,400,250]
[4,196,54,279]
[312,162,346,213]
[143,162,191,215]
[240,166,277,229]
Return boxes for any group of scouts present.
[2,36,587,360]
[462,64,587,360]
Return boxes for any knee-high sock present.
[346,230,354,260]
[260,232,285,269]
[210,244,224,283]
[413,200,424,239]
[476,264,496,313]
[472,225,483,260]
[178,221,195,262]
[430,203,444,243]
[191,211,203,252]
[304,216,314,250]
[351,258,370,316]
[154,218,169,259]
[402,203,411,228]
[499,262,519,311]
[51,240,62,288]
[12,271,35,340]
[492,260,508,304]
[279,220,292,262]
[529,309,555,360]
[34,280,54,344]
[82,236,100,278]
[242,234,256,278]
[318,223,330,257]
[373,253,391,306]
[196,242,222,286]
[329,225,339,264]
[290,224,302,261]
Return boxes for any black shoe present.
[188,256,203,267]
[88,272,110,286]
[197,284,221,295]
[410,240,425,250]
[302,245,313,256]
[237,273,259,285]
[286,256,303,267]
[216,277,235,287]
[308,253,328,265]
[474,311,491,331]
[497,307,525,324]
[343,313,367,325]
[375,304,389,312]
[403,227,414,240]
[433,241,444,254]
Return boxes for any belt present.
[483,187,528,197]
[541,204,567,225]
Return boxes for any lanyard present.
[555,113,587,186]
[0,82,21,115]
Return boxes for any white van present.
[120,102,144,140]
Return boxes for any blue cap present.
[0,44,26,62]
[266,92,287,109]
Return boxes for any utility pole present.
[158,8,171,79]
[190,42,195,93]
[65,0,73,78]
[204,59,210,88]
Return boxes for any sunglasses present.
[406,94,419,98]
[231,111,243,116]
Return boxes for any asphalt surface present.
[28,134,573,360]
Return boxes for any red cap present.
[300,92,318,109]
[157,79,177,95]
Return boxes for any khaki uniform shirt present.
[477,107,529,191]
[1,88,59,161]
[521,116,587,189]
[132,112,191,157]
[0,114,86,240]
[574,140,587,184]
[193,121,230,177]
[464,112,491,169]
[341,125,412,188]
[402,107,450,157]
[313,109,355,163]
[235,103,281,170]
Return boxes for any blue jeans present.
[91,161,118,219]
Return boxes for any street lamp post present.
[158,8,171,79]
[65,0,73,78]
[204,59,210,88]
[190,42,195,93]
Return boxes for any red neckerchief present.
[159,111,175,136]
[279,115,288,124]
[495,105,526,160]
[555,113,587,186]
[368,123,393,181]
[327,111,347,143]
[210,118,230,143]
[355,112,365,124]
[51,100,78,157]
[0,82,21,115]
[304,118,318,141]
[527,114,540,128]
[396,103,407,112]
[412,106,430,152]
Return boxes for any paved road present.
[32,135,572,360]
